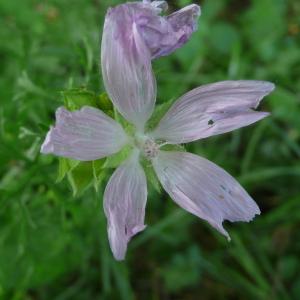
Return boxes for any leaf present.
[67,162,94,196]
[102,145,133,169]
[62,87,98,111]
[97,93,113,113]
[57,157,105,195]
[56,158,80,182]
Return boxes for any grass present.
[0,0,300,299]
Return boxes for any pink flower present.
[41,1,275,260]
[41,82,274,261]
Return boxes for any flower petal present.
[41,107,128,161]
[152,151,261,239]
[151,81,275,143]
[139,3,201,59]
[104,151,147,260]
[101,4,156,130]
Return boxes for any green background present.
[1,0,300,299]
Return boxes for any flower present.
[41,83,275,261]
[100,0,200,131]
[41,1,275,260]
[102,0,200,62]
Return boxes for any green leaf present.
[97,92,113,113]
[57,157,106,195]
[56,158,80,182]
[102,145,133,169]
[62,87,98,111]
[67,162,95,196]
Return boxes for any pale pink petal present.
[104,151,147,260]
[152,151,261,239]
[41,107,128,161]
[139,3,201,59]
[151,81,275,143]
[101,4,156,130]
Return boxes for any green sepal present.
[141,158,161,193]
[66,159,105,196]
[146,98,175,131]
[57,157,106,196]
[67,162,94,196]
[97,93,114,117]
[102,145,133,169]
[97,92,113,110]
[160,144,186,152]
[57,158,80,182]
[93,159,107,192]
[113,107,136,136]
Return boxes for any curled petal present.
[152,151,261,239]
[151,81,275,143]
[41,107,128,161]
[138,3,201,59]
[101,4,156,130]
[101,1,200,130]
[143,0,168,12]
[104,151,147,260]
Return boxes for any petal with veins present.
[152,151,261,239]
[139,3,201,59]
[104,152,147,260]
[151,81,275,143]
[101,4,156,130]
[41,107,128,161]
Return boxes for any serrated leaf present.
[146,98,175,131]
[102,145,133,169]
[62,87,98,111]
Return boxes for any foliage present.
[0,0,300,299]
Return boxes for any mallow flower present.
[41,0,275,260]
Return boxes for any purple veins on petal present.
[101,3,156,129]
[138,2,201,59]
[101,1,200,129]
[104,151,148,261]
[151,80,275,144]
[40,106,128,161]
[152,151,261,240]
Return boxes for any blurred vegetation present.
[0,0,300,299]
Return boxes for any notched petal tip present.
[153,151,261,242]
[104,155,148,261]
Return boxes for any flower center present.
[142,138,159,159]
[134,133,159,159]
